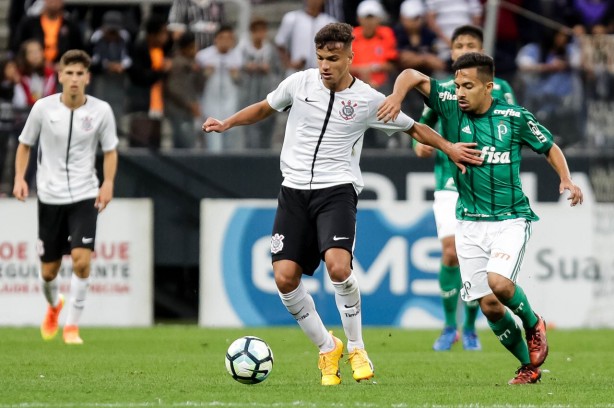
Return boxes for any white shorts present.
[456,218,532,302]
[433,190,458,239]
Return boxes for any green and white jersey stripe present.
[426,78,554,222]
[417,77,516,192]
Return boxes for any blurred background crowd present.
[1,0,613,193]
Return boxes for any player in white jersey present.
[13,50,119,345]
[203,22,482,386]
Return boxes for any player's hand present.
[377,95,403,123]
[202,117,228,133]
[13,178,28,201]
[414,142,435,158]
[95,181,114,213]
[448,142,483,174]
[560,179,583,206]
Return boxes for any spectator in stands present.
[196,25,243,151]
[164,32,205,149]
[394,0,444,75]
[13,40,57,191]
[13,40,57,111]
[0,57,20,195]
[350,1,398,91]
[238,17,279,149]
[425,0,482,61]
[275,0,337,77]
[89,11,132,135]
[351,0,400,149]
[126,15,171,118]
[126,15,172,148]
[12,0,84,67]
[516,27,583,146]
[168,0,226,50]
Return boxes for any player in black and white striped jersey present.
[203,22,482,385]
[13,50,119,346]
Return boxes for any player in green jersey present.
[378,52,583,384]
[414,25,516,352]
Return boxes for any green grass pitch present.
[0,327,612,407]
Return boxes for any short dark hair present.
[215,24,234,37]
[451,25,483,45]
[314,23,354,50]
[59,49,91,69]
[177,31,196,49]
[249,17,268,31]
[145,14,167,35]
[452,52,494,82]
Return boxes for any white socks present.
[41,276,60,307]
[333,273,364,351]
[65,275,90,326]
[279,281,334,353]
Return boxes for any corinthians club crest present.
[81,116,93,131]
[339,100,357,121]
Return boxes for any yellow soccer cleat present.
[318,332,344,386]
[40,294,64,341]
[63,325,84,345]
[348,348,374,382]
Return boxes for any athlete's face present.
[316,43,353,91]
[451,34,483,62]
[58,63,90,97]
[454,67,493,114]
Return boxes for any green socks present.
[488,310,530,365]
[463,300,479,332]
[439,264,462,327]
[501,285,538,330]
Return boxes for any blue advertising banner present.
[201,200,452,328]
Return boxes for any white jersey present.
[267,69,414,194]
[19,93,119,205]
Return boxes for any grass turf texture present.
[0,327,612,407]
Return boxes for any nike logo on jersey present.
[333,235,350,241]
[82,237,93,244]
[304,97,318,103]
[343,300,360,309]
[461,125,472,134]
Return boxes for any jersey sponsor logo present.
[461,125,471,134]
[438,91,457,101]
[270,233,284,254]
[480,146,511,164]
[527,120,548,143]
[497,121,508,141]
[493,108,520,117]
[81,116,93,131]
[339,100,357,120]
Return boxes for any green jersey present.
[417,77,516,192]
[426,78,554,222]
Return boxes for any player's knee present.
[487,272,514,299]
[479,296,505,320]
[326,261,351,283]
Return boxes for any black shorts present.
[38,198,98,262]
[271,183,358,276]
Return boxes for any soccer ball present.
[225,336,274,384]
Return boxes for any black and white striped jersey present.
[267,69,414,194]
[19,94,119,205]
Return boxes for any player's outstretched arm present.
[202,100,275,133]
[378,69,432,123]
[13,143,31,201]
[407,122,483,174]
[545,144,583,206]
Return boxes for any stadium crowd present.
[0,0,613,191]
